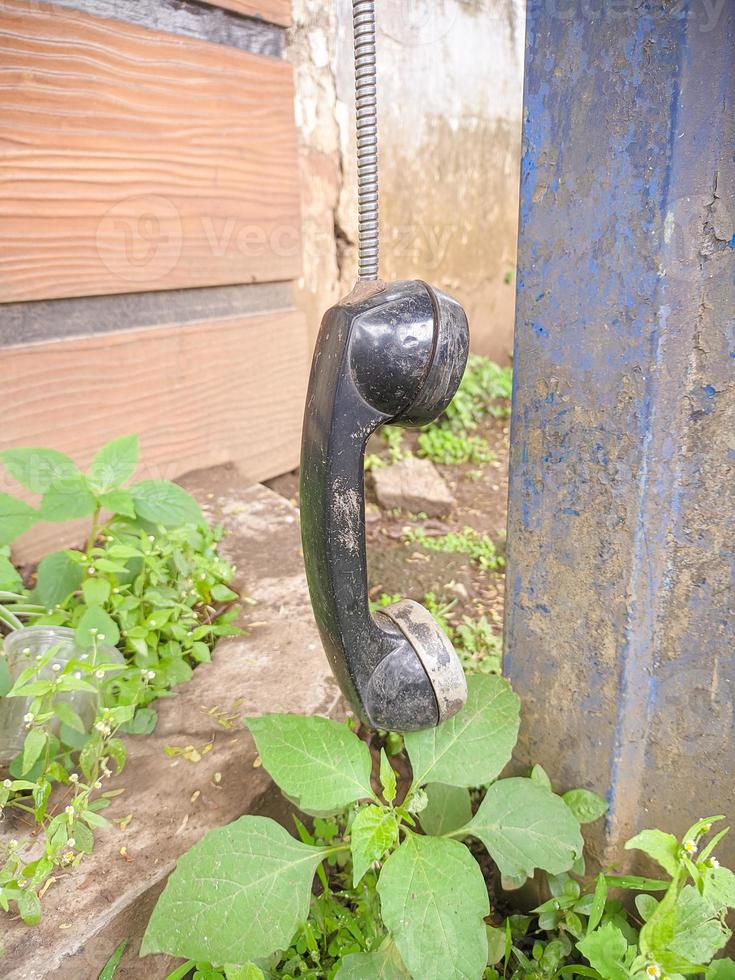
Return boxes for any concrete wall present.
[288,0,525,362]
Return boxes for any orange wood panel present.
[1,307,308,561]
[0,0,301,303]
[208,0,291,26]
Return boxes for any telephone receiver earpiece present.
[300,279,470,732]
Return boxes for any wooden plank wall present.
[0,0,307,560]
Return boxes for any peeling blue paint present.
[505,0,735,866]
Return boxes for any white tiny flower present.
[149,620,156,628]
[90,627,98,635]
[87,567,95,575]
[18,879,27,889]
[52,662,62,672]
[65,805,75,817]
[80,653,89,660]
[148,535,155,542]
[684,839,698,855]
[147,670,156,680]
[94,780,102,789]
[8,839,17,849]
[74,671,82,679]
[36,655,43,661]
[113,587,120,594]
[3,779,11,789]
[95,669,105,679]
[22,647,31,656]
[23,712,34,724]
[646,965,662,980]
[69,773,79,783]
[67,837,76,849]
[97,633,106,641]
[710,857,720,868]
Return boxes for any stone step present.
[1,468,338,980]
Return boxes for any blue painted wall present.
[505,0,734,866]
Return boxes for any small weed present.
[365,427,410,472]
[406,526,505,572]
[416,428,496,466]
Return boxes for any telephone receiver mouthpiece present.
[300,279,470,732]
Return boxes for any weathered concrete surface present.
[1,469,339,979]
[288,0,525,361]
[372,456,455,517]
[505,4,735,870]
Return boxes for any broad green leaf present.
[704,867,735,911]
[211,583,238,603]
[224,966,265,980]
[563,788,608,824]
[244,715,374,813]
[635,893,659,923]
[486,925,506,966]
[707,959,735,980]
[530,764,552,790]
[75,605,120,647]
[405,674,520,789]
[0,447,78,494]
[17,887,42,925]
[40,475,96,522]
[378,834,489,980]
[90,435,139,492]
[577,923,630,980]
[625,829,680,876]
[99,489,137,518]
[465,777,583,878]
[0,555,22,591]
[379,748,397,804]
[130,480,202,527]
[420,783,472,837]
[668,885,730,963]
[639,871,684,957]
[22,729,47,775]
[588,874,608,933]
[122,708,157,739]
[142,816,326,964]
[0,493,38,545]
[350,805,398,886]
[335,943,411,979]
[54,702,86,734]
[35,550,83,607]
[82,577,111,606]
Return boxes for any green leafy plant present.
[365,427,411,472]
[406,525,505,572]
[143,674,588,978]
[496,812,735,980]
[0,436,241,921]
[443,355,513,431]
[417,427,496,466]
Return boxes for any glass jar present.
[0,626,124,767]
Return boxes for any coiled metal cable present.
[352,0,380,281]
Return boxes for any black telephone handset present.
[300,279,470,732]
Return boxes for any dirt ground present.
[266,413,510,643]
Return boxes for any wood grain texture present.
[1,307,308,561]
[206,0,291,26]
[0,0,301,303]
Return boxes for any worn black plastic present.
[300,279,470,732]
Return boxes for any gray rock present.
[372,456,455,517]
